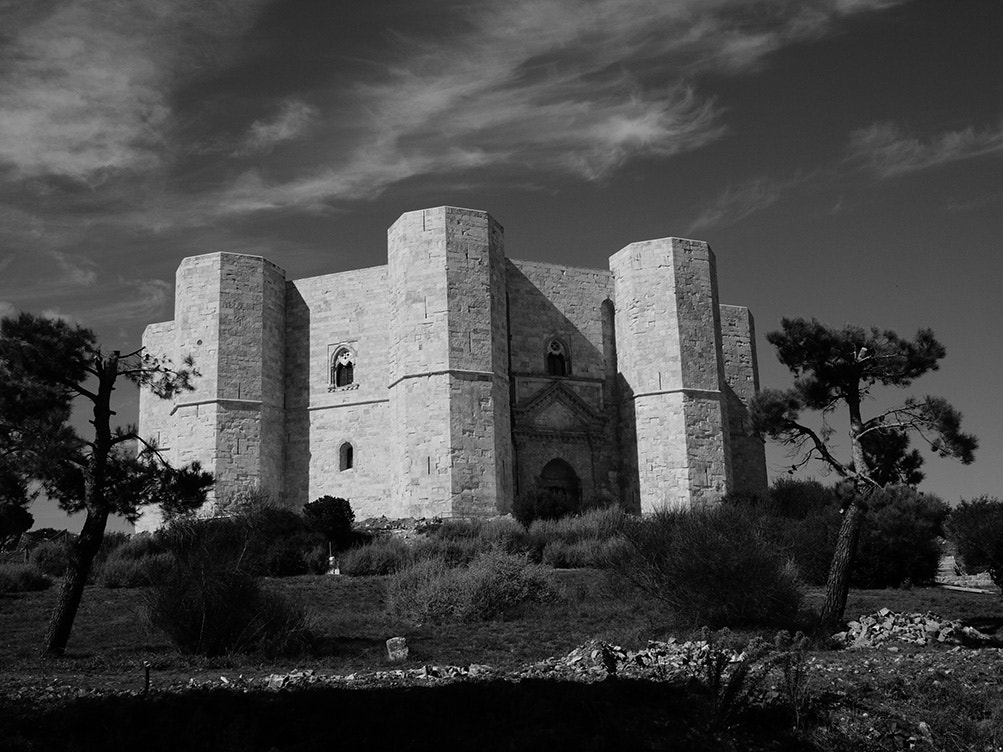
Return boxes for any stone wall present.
[720,305,768,495]
[284,265,392,516]
[505,260,619,504]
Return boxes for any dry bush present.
[339,538,412,576]
[609,505,803,628]
[387,552,554,622]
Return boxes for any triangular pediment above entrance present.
[513,381,604,435]
[533,401,582,431]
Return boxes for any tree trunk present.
[817,389,873,634]
[818,497,866,633]
[43,505,109,656]
[43,355,116,657]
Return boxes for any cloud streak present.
[214,0,902,214]
[848,121,1003,178]
[0,0,268,183]
[687,176,792,233]
[238,100,319,155]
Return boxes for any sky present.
[1,0,1000,531]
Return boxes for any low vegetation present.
[947,495,1003,585]
[145,515,312,657]
[609,504,804,628]
[725,479,950,589]
[387,551,554,622]
[5,483,1003,750]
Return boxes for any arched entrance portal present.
[538,458,581,505]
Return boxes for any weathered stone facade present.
[136,206,766,530]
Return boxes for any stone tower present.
[139,253,286,525]
[386,207,513,517]
[609,238,733,511]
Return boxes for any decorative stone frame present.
[328,344,359,392]
[544,336,571,377]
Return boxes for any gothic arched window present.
[331,347,355,387]
[545,338,569,377]
[339,442,354,471]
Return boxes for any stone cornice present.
[387,369,508,390]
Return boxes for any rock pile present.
[832,609,993,648]
[515,638,737,682]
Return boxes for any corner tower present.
[149,252,286,513]
[610,238,732,511]
[387,207,512,517]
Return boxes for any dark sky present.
[1,0,1001,530]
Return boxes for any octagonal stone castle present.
[136,206,766,531]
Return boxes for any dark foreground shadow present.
[0,678,817,752]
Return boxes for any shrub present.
[146,516,312,656]
[755,515,837,586]
[161,502,324,578]
[213,487,280,517]
[385,558,465,622]
[479,517,529,554]
[430,518,483,541]
[412,536,485,567]
[0,563,51,593]
[97,553,172,588]
[512,489,580,526]
[528,507,626,542]
[339,538,412,576]
[461,551,555,620]
[526,507,628,561]
[764,478,841,518]
[302,496,355,551]
[852,486,948,588]
[386,552,554,622]
[29,537,72,578]
[107,533,165,561]
[540,537,628,569]
[609,505,803,628]
[725,480,945,588]
[261,533,321,577]
[947,495,1003,584]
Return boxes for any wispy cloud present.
[0,301,15,319]
[238,100,318,155]
[94,278,172,322]
[215,0,901,214]
[51,251,99,287]
[847,121,1003,178]
[687,175,792,233]
[0,0,268,183]
[944,191,1003,213]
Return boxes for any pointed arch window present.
[331,347,355,388]
[339,442,354,471]
[545,338,570,377]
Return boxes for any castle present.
[136,206,766,531]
